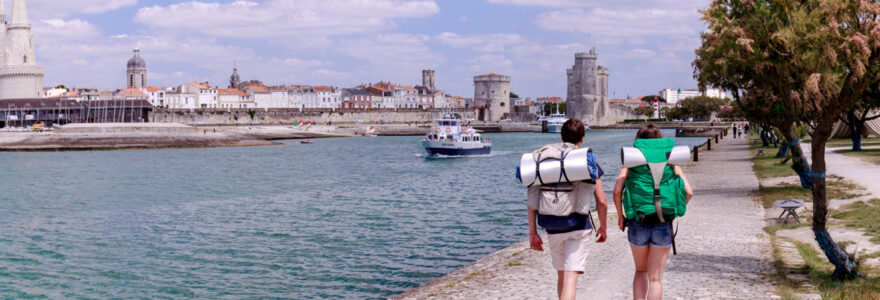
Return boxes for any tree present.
[54,84,68,91]
[676,96,725,121]
[634,106,656,119]
[695,0,880,278]
[510,92,520,99]
[840,88,880,151]
[640,95,666,102]
[543,102,566,115]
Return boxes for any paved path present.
[395,135,776,299]
[802,144,880,199]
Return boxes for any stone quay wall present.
[150,108,478,126]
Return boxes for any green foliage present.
[669,96,726,121]
[54,84,68,91]
[543,103,566,115]
[248,109,256,120]
[634,106,655,119]
[509,92,519,99]
[640,95,666,102]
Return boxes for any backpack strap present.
[647,162,668,223]
[535,153,545,186]
[559,149,571,184]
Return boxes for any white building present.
[140,86,165,107]
[218,89,252,108]
[182,82,218,109]
[165,88,197,109]
[314,86,341,109]
[659,88,726,104]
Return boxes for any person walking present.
[613,124,693,300]
[527,118,608,300]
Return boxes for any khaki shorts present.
[547,229,593,271]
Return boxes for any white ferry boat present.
[546,113,568,133]
[422,114,491,156]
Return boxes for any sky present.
[22,0,710,99]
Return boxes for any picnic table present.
[774,199,805,223]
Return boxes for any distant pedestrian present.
[527,119,607,300]
[733,126,739,139]
[613,125,693,300]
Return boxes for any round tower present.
[126,47,147,88]
[0,0,45,99]
[473,73,511,122]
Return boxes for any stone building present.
[422,69,435,92]
[0,0,44,99]
[229,64,240,89]
[473,73,510,122]
[566,48,611,125]
[126,47,147,88]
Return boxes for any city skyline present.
[29,0,707,98]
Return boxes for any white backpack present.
[531,143,596,216]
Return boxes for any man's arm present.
[527,186,543,251]
[528,209,543,251]
[593,179,607,243]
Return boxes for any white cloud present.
[535,8,700,39]
[133,0,440,38]
[28,0,138,17]
[487,0,706,10]
[33,18,101,41]
[434,32,524,52]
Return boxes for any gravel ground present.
[394,134,777,299]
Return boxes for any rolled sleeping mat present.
[517,148,592,187]
[666,146,691,165]
[620,145,692,168]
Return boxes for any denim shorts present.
[627,219,673,248]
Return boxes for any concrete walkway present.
[801,144,880,199]
[395,135,776,299]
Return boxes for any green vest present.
[623,138,687,220]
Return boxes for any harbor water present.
[0,130,708,298]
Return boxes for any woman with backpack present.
[613,124,693,300]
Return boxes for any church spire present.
[10,0,29,25]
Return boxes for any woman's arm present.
[613,168,628,231]
[674,166,694,205]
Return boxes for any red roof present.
[189,82,214,90]
[116,88,147,97]
[142,86,162,92]
[314,86,334,92]
[219,89,248,96]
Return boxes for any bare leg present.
[557,271,563,298]
[647,246,672,300]
[630,245,650,300]
[559,271,579,300]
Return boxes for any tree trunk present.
[780,123,812,188]
[811,127,859,279]
[851,119,863,152]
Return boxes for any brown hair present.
[561,118,586,144]
[636,124,664,139]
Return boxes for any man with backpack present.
[527,119,608,300]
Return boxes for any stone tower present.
[126,47,147,88]
[229,64,240,89]
[566,48,610,125]
[422,69,435,92]
[473,73,510,122]
[0,0,45,99]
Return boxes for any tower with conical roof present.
[0,0,45,99]
[126,47,147,88]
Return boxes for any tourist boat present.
[301,140,314,144]
[422,114,491,156]
[546,113,568,133]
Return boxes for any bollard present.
[694,146,700,162]
[715,135,719,144]
[707,138,712,151]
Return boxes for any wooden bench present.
[774,199,805,223]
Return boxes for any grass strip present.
[832,199,880,243]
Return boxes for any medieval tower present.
[422,69,435,92]
[473,73,510,122]
[0,0,44,99]
[126,47,147,88]
[566,48,610,125]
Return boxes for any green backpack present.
[623,138,687,222]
